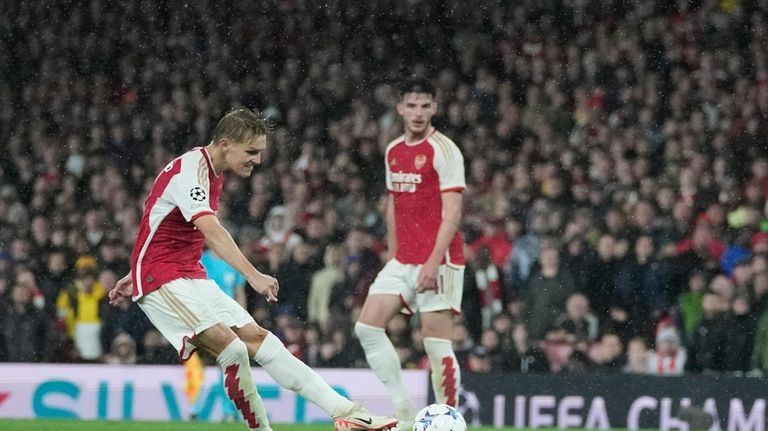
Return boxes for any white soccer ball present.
[412,403,467,431]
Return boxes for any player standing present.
[109,108,397,431]
[355,77,466,429]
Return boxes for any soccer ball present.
[412,404,467,431]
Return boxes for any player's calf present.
[217,338,271,430]
[424,337,461,407]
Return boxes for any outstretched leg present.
[236,323,398,430]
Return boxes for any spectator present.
[308,244,345,329]
[3,0,768,376]
[0,283,48,362]
[591,333,626,373]
[470,246,505,330]
[103,332,137,365]
[614,235,672,320]
[540,327,575,374]
[478,329,505,371]
[722,295,758,373]
[302,323,323,368]
[623,337,650,375]
[36,249,71,315]
[55,256,105,361]
[678,271,707,340]
[524,245,576,341]
[583,234,620,319]
[553,293,600,344]
[648,325,687,376]
[276,241,318,321]
[502,322,549,373]
[137,329,177,365]
[507,211,548,287]
[686,292,726,373]
[467,346,493,373]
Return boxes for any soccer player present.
[109,108,397,431]
[354,77,466,429]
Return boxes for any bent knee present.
[237,324,269,357]
[355,321,385,339]
[220,338,250,362]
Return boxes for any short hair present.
[399,76,435,98]
[212,108,268,144]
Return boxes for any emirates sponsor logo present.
[391,171,422,193]
[390,171,422,184]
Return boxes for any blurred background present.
[2,0,768,408]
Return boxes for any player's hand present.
[416,261,439,293]
[249,273,279,303]
[109,274,133,306]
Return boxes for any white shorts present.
[137,278,254,362]
[368,259,465,315]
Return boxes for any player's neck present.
[404,126,433,145]
[205,142,225,175]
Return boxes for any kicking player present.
[355,77,466,429]
[109,108,397,431]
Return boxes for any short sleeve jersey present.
[385,130,466,265]
[130,147,224,300]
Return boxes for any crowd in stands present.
[3,0,768,376]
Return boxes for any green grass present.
[0,419,612,431]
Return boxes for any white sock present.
[253,331,353,418]
[355,322,413,418]
[424,337,461,407]
[217,339,270,430]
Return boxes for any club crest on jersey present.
[414,154,427,170]
[190,186,206,202]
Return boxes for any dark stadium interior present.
[2,0,768,378]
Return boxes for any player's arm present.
[386,195,397,260]
[194,214,278,302]
[417,191,462,292]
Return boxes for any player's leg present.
[138,280,271,430]
[236,322,398,430]
[420,310,460,407]
[195,322,271,430]
[418,264,464,408]
[236,323,351,416]
[356,260,418,423]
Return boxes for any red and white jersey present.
[385,129,466,265]
[130,147,223,300]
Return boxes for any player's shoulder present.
[159,148,205,174]
[428,130,462,159]
[178,147,212,181]
[178,147,208,167]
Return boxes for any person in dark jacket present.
[524,245,577,341]
[686,292,727,372]
[0,283,48,362]
[721,295,758,372]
